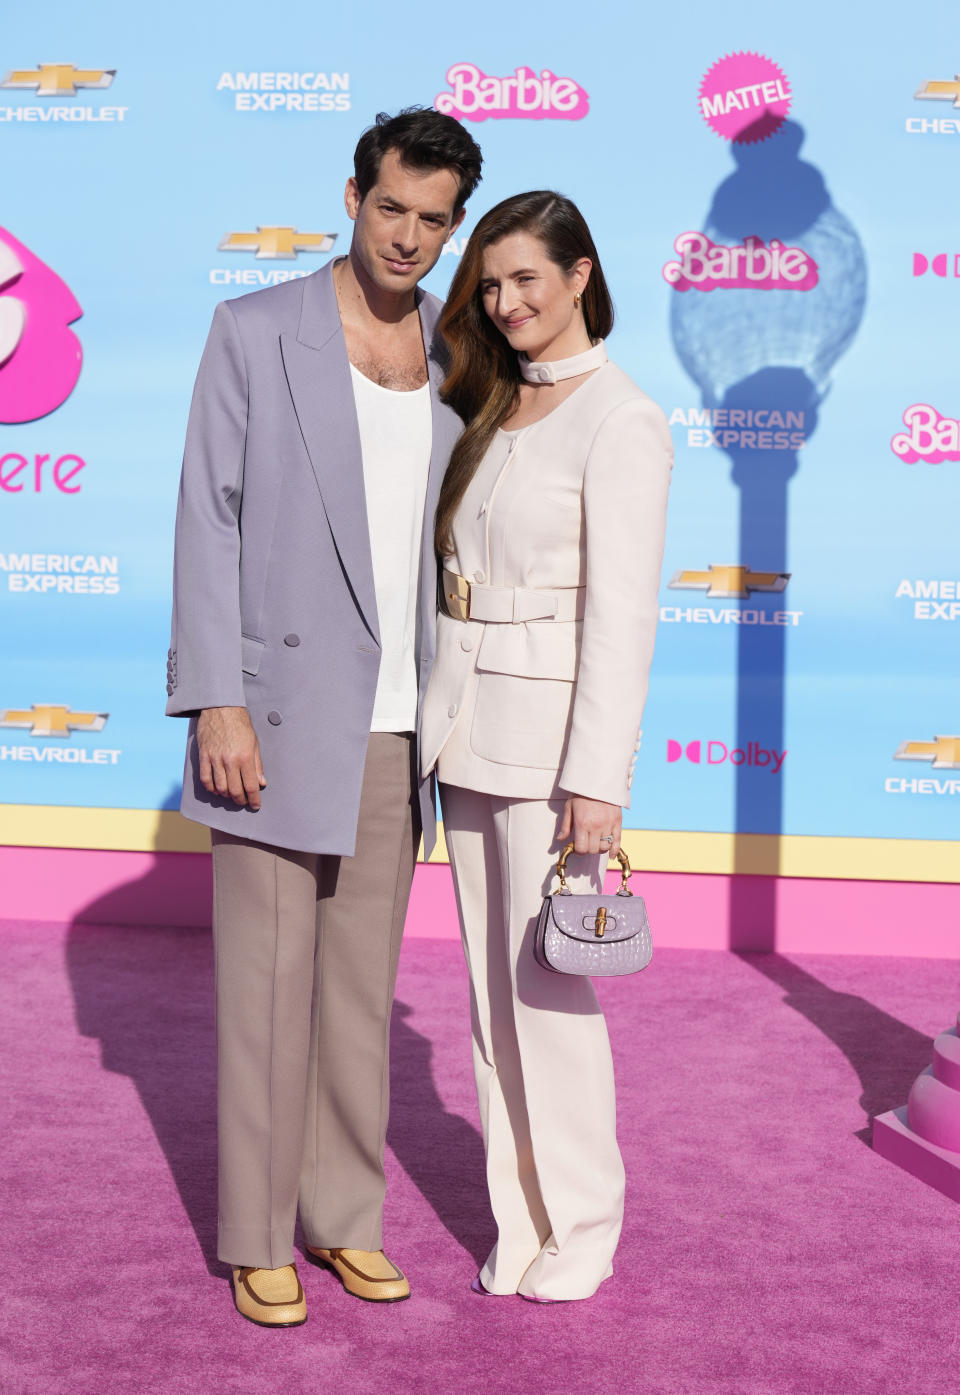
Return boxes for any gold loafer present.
[305,1246,410,1302]
[232,1264,307,1327]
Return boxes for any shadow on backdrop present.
[669,118,867,951]
[65,790,487,1274]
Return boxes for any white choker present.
[519,340,607,385]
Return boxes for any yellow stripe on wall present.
[0,804,956,884]
[0,804,212,853]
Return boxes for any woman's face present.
[479,231,591,362]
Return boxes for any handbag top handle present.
[554,842,633,896]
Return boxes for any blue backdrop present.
[2,2,957,864]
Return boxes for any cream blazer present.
[420,352,673,808]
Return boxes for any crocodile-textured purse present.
[533,843,653,977]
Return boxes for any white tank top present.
[349,364,433,732]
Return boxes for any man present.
[166,108,482,1326]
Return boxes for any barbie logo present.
[663,233,818,292]
[435,63,589,122]
[891,405,960,464]
[0,229,82,423]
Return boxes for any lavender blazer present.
[166,260,460,856]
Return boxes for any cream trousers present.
[440,784,626,1300]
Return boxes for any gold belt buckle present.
[445,572,471,622]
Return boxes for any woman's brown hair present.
[435,191,614,557]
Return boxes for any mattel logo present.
[435,63,588,121]
[913,253,960,278]
[667,739,786,773]
[698,52,791,146]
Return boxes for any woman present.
[420,192,672,1302]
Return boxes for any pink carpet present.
[2,919,958,1394]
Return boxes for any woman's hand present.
[558,796,623,858]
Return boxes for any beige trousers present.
[211,732,419,1270]
[440,784,625,1301]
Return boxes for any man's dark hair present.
[354,106,483,215]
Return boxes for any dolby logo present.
[667,738,786,773]
[913,253,960,278]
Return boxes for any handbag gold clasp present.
[594,906,607,938]
[555,841,632,896]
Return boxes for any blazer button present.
[473,570,485,583]
[460,637,474,652]
[448,704,458,718]
[267,711,283,726]
[284,633,301,647]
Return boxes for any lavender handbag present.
[534,843,652,977]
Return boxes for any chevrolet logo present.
[0,704,109,738]
[218,227,337,260]
[894,737,960,770]
[668,565,790,599]
[0,64,116,97]
[915,77,960,108]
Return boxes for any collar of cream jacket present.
[518,339,608,385]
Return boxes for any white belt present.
[442,570,585,623]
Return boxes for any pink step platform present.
[873,1013,960,1202]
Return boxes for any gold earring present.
[574,290,582,308]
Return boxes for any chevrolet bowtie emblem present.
[0,64,116,96]
[915,77,960,108]
[0,704,109,738]
[894,737,960,770]
[218,227,337,260]
[668,565,790,598]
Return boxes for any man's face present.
[344,148,465,295]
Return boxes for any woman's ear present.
[571,257,593,294]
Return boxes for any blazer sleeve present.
[558,395,673,807]
[165,301,249,716]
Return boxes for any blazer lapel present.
[280,264,379,646]
[417,295,460,662]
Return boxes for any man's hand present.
[558,796,622,857]
[197,706,266,810]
